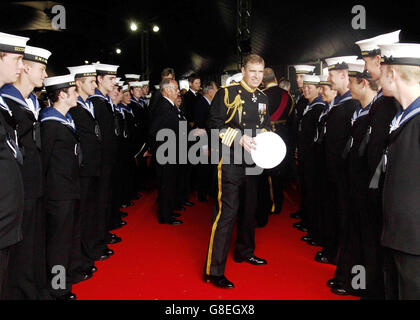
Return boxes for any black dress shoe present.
[331,284,350,295]
[301,235,312,242]
[72,271,93,284]
[175,206,186,211]
[293,223,308,232]
[307,239,320,246]
[290,212,302,219]
[167,219,183,225]
[56,292,77,300]
[86,265,97,273]
[120,211,128,218]
[110,220,127,230]
[184,201,195,206]
[327,278,337,288]
[97,248,114,261]
[203,274,234,289]
[107,235,122,244]
[234,255,267,265]
[172,213,181,218]
[314,253,333,265]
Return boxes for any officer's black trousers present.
[392,250,420,300]
[196,162,211,200]
[45,199,79,298]
[4,198,46,299]
[205,163,259,277]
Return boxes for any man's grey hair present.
[160,78,176,93]
[202,81,217,94]
[279,78,291,91]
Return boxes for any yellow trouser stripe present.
[268,176,275,213]
[206,158,223,275]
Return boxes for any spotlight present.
[130,22,138,32]
[116,48,122,54]
[152,25,160,32]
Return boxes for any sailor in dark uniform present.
[330,60,379,296]
[355,31,401,299]
[0,31,28,299]
[67,65,103,282]
[313,72,337,254]
[204,54,270,289]
[256,68,294,227]
[88,63,121,261]
[1,45,51,300]
[320,56,359,289]
[40,74,80,300]
[296,74,328,245]
[371,43,420,300]
[129,81,147,194]
[290,64,314,222]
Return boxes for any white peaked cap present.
[294,65,315,74]
[0,32,29,54]
[122,85,129,92]
[129,81,142,88]
[303,74,320,84]
[356,30,401,56]
[139,80,150,87]
[379,43,420,66]
[117,81,125,87]
[325,56,358,70]
[24,45,51,64]
[92,63,119,75]
[67,65,97,78]
[226,72,243,85]
[319,74,329,83]
[125,74,140,80]
[347,59,366,74]
[44,74,75,91]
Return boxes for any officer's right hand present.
[240,134,257,153]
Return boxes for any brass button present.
[241,100,245,104]
[243,123,246,126]
[239,90,242,93]
[243,111,246,115]
[256,125,259,128]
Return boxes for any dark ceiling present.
[0,0,419,84]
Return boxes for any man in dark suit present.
[148,79,185,225]
[192,81,218,202]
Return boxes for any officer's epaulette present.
[257,88,267,96]
[221,83,240,89]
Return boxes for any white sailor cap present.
[0,32,29,54]
[325,56,358,71]
[347,59,365,75]
[293,65,315,74]
[319,74,331,85]
[117,81,125,87]
[379,43,420,66]
[125,74,140,80]
[154,85,160,90]
[24,45,51,65]
[355,30,401,57]
[129,81,142,88]
[67,65,97,78]
[139,80,150,87]
[226,72,243,85]
[92,63,119,76]
[122,85,130,92]
[303,74,320,85]
[44,74,76,92]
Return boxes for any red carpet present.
[74,186,358,300]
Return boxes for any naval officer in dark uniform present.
[0,31,28,299]
[204,54,270,289]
